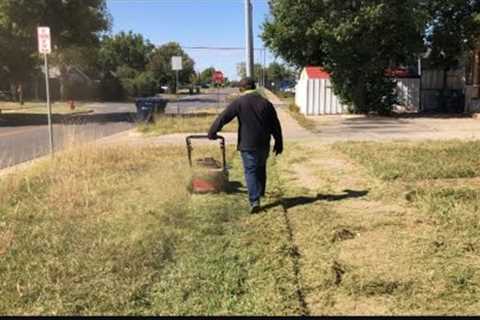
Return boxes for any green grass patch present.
[335,140,480,181]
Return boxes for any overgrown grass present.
[137,112,237,136]
[0,102,91,114]
[335,140,480,181]
[0,144,300,315]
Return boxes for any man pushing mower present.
[208,77,283,214]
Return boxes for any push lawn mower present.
[186,135,229,194]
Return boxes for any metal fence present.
[295,79,348,115]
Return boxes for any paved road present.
[0,88,235,169]
[164,87,237,114]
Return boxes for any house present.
[295,66,348,115]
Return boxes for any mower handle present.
[186,135,226,170]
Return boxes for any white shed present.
[295,67,349,115]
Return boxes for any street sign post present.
[171,56,183,114]
[37,27,54,155]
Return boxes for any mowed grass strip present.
[332,140,480,314]
[0,145,299,315]
[335,140,480,181]
[138,112,237,136]
[276,141,480,315]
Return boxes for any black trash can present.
[150,97,167,113]
[135,98,155,123]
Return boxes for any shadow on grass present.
[262,189,369,211]
[224,181,247,195]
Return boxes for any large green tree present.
[97,31,157,98]
[424,0,480,71]
[147,42,195,93]
[423,0,480,110]
[263,0,425,114]
[98,31,154,75]
[0,0,110,101]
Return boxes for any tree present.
[147,42,195,93]
[98,32,154,76]
[0,0,111,101]
[199,67,216,85]
[422,0,480,110]
[263,0,425,114]
[267,62,296,87]
[424,0,480,70]
[96,32,156,99]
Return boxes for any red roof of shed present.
[305,66,330,79]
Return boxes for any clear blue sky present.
[106,0,276,80]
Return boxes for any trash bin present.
[135,97,168,123]
[151,97,167,113]
[135,98,155,123]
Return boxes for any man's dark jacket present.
[208,92,283,152]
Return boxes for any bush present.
[132,71,157,97]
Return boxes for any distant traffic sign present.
[212,71,224,83]
[37,27,51,54]
[171,56,182,71]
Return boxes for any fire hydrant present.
[69,100,75,111]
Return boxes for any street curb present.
[0,154,50,178]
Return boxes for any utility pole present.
[262,48,267,87]
[245,0,254,78]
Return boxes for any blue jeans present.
[241,148,269,205]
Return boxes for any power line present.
[182,46,266,52]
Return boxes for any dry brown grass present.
[0,142,302,315]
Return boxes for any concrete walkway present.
[309,114,480,142]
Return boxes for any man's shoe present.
[250,201,261,214]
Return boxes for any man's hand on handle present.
[208,132,218,140]
[273,143,283,156]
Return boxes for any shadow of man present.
[262,189,369,211]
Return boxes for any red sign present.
[212,71,224,83]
